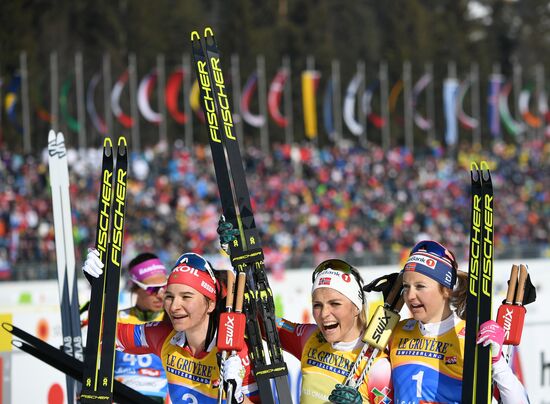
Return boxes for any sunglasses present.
[132,279,167,295]
[410,240,458,269]
[311,259,364,287]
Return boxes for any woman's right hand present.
[82,248,104,278]
[217,215,240,255]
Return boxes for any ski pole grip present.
[225,270,236,310]
[394,295,405,313]
[505,265,519,304]
[516,265,528,305]
[386,273,404,308]
[234,271,247,313]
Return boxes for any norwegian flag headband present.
[312,261,364,310]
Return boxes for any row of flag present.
[3,52,549,152]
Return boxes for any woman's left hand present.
[328,384,362,404]
[476,319,505,363]
[221,355,245,403]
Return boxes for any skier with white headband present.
[217,218,392,403]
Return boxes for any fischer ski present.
[81,137,128,403]
[191,27,292,404]
[462,161,493,403]
[48,130,84,404]
[2,323,158,404]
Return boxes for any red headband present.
[168,263,217,301]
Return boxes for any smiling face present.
[312,288,362,344]
[163,283,215,332]
[403,271,452,324]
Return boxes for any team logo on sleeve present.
[371,386,392,404]
[445,355,458,365]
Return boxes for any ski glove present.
[82,248,104,278]
[476,319,504,363]
[221,355,245,403]
[328,384,362,404]
[217,215,240,255]
[363,272,399,301]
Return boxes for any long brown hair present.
[450,271,468,319]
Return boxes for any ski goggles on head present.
[311,259,363,286]
[409,240,458,269]
[169,253,218,301]
[311,259,365,309]
[132,279,167,295]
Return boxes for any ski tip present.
[48,129,56,142]
[1,322,12,332]
[117,136,128,156]
[191,30,200,41]
[480,161,491,181]
[103,137,113,148]
[470,161,479,171]
[204,27,214,37]
[57,131,65,143]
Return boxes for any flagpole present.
[231,54,244,149]
[182,53,193,147]
[257,54,269,154]
[512,62,522,126]
[426,62,435,144]
[20,52,31,153]
[403,60,413,153]
[50,52,60,132]
[157,54,167,145]
[358,60,367,148]
[535,63,544,141]
[0,65,2,146]
[102,53,113,137]
[75,52,86,148]
[283,55,294,144]
[331,59,342,145]
[471,62,481,148]
[380,61,390,152]
[490,63,502,143]
[128,53,140,151]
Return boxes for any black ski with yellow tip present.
[2,322,158,404]
[191,27,292,404]
[462,161,493,403]
[81,137,128,403]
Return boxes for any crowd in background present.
[1,137,549,281]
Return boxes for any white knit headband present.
[312,269,364,310]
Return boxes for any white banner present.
[0,258,547,403]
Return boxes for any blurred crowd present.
[1,137,549,280]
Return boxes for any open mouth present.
[323,322,338,331]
